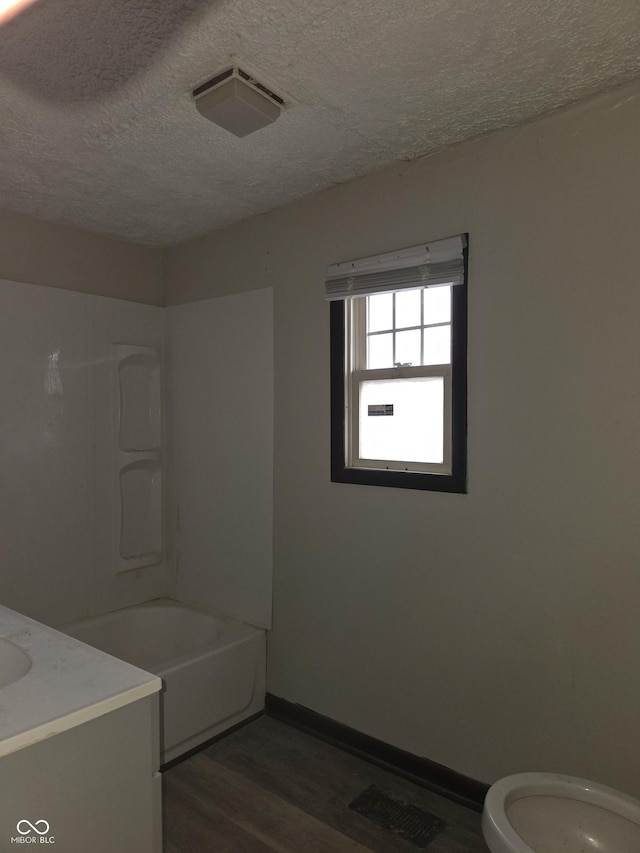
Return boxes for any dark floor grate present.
[349,785,446,848]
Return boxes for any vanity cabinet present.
[0,695,161,852]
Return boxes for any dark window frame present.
[330,243,468,493]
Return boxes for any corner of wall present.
[0,208,163,305]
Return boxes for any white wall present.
[0,279,172,625]
[165,289,273,628]
[163,79,640,796]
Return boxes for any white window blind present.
[325,234,467,301]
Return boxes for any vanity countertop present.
[0,604,161,759]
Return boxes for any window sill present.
[330,464,467,493]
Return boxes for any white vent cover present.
[193,66,284,137]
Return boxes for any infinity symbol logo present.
[16,819,50,835]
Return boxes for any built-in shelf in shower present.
[113,344,163,575]
[119,459,162,564]
[118,348,161,451]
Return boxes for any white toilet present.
[482,772,640,853]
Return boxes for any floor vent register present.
[349,784,446,848]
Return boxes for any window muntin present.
[364,287,451,369]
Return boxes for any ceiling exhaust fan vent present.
[193,65,285,137]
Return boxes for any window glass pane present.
[395,329,421,366]
[395,289,421,329]
[367,333,393,369]
[423,325,451,365]
[424,286,451,324]
[359,377,444,464]
[367,293,393,333]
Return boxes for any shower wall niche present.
[114,344,163,574]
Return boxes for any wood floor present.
[162,716,489,852]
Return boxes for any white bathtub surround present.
[166,288,274,629]
[0,279,172,625]
[0,276,271,758]
[0,277,272,637]
[60,598,266,763]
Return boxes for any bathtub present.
[59,598,266,764]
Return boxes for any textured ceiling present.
[0,0,639,246]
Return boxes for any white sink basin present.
[0,638,32,688]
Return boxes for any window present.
[328,234,468,493]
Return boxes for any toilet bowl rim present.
[486,772,640,817]
[482,773,640,853]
